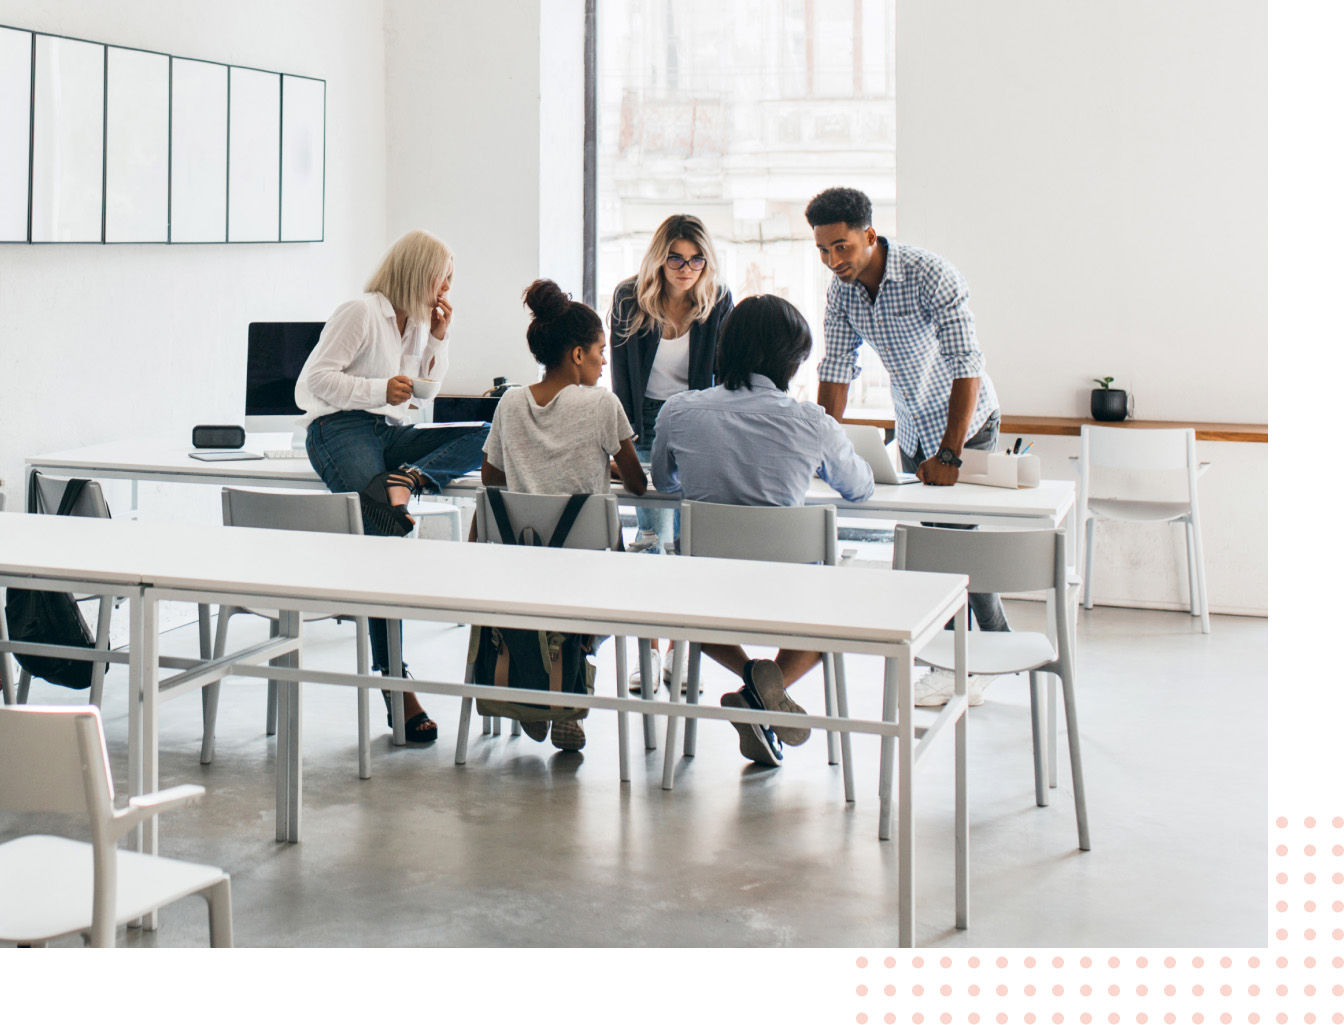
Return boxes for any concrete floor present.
[1,594,1266,948]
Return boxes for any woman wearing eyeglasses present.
[609,213,733,692]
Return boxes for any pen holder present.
[958,450,1041,489]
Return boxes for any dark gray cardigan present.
[608,277,734,442]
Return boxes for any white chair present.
[1079,425,1210,633]
[13,473,115,708]
[200,488,375,778]
[456,488,650,779]
[895,524,1090,850]
[664,501,854,799]
[0,705,233,947]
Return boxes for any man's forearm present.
[817,381,850,421]
[939,377,981,454]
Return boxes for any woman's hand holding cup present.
[386,375,414,405]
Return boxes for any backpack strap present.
[54,479,90,517]
[547,494,590,549]
[485,487,518,546]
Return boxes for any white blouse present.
[644,329,691,401]
[294,291,448,426]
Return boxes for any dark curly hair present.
[804,187,873,231]
[715,294,813,392]
[522,279,603,369]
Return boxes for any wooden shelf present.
[842,415,1268,443]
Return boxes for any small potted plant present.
[1090,377,1128,421]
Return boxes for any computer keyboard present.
[264,449,310,460]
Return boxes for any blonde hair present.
[626,214,721,335]
[364,229,453,325]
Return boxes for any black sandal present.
[360,469,423,537]
[380,688,438,744]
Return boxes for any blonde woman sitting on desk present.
[295,229,490,745]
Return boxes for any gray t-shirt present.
[483,384,633,495]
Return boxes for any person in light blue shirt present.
[651,294,873,767]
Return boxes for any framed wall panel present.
[105,46,169,242]
[170,57,228,243]
[280,74,324,242]
[0,27,32,242]
[30,34,104,242]
[227,66,280,242]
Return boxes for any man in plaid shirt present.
[807,187,1008,704]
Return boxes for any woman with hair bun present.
[479,279,647,751]
[609,213,733,694]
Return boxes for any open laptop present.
[842,423,919,485]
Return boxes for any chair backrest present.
[473,489,621,551]
[1080,425,1195,471]
[0,706,114,820]
[221,488,363,536]
[30,473,111,519]
[894,525,1066,598]
[680,501,837,566]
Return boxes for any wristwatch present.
[936,447,963,468]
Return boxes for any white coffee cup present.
[410,377,438,400]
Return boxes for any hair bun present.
[523,278,570,324]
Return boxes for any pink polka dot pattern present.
[850,821,1341,1022]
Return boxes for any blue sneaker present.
[742,659,811,747]
[720,688,784,766]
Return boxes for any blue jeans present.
[634,396,679,549]
[899,412,1010,633]
[306,410,489,672]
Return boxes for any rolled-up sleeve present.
[649,398,681,495]
[816,415,875,503]
[301,301,388,411]
[922,260,983,380]
[815,284,863,384]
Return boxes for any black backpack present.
[4,479,98,690]
[467,490,599,725]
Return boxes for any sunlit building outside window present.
[596,0,898,414]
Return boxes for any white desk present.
[27,435,1076,534]
[0,511,969,947]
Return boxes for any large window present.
[596,0,897,413]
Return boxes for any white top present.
[644,329,691,401]
[294,292,448,427]
[482,385,633,496]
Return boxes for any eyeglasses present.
[665,254,707,271]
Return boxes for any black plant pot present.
[1091,388,1128,421]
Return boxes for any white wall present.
[0,0,389,514]
[896,0,1268,614]
[384,0,585,395]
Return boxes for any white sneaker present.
[628,649,661,695]
[628,530,662,554]
[914,668,992,707]
[662,650,702,695]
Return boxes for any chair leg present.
[1182,518,1199,618]
[823,652,839,766]
[355,616,371,780]
[615,636,630,782]
[90,596,113,709]
[197,604,212,658]
[18,668,31,705]
[265,621,280,736]
[0,598,15,706]
[204,876,234,947]
[661,642,686,790]
[1048,670,1059,789]
[833,653,855,804]
[455,655,475,765]
[1057,664,1091,850]
[1083,517,1096,609]
[200,608,235,764]
[1028,671,1048,807]
[683,642,701,757]
[638,639,657,751]
[1190,515,1211,633]
[511,718,521,737]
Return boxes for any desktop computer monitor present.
[244,322,324,435]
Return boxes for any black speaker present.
[192,424,246,449]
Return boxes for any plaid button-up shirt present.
[817,239,998,459]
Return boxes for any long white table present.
[0,511,970,947]
[26,435,1077,535]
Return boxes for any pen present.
[1021,442,1033,454]
[1012,437,1022,454]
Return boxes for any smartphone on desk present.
[188,450,265,462]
